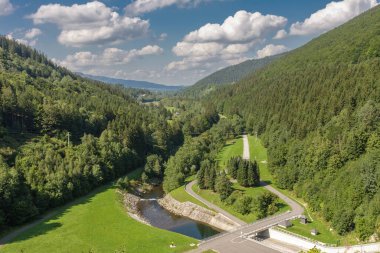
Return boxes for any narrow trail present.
[0,210,59,249]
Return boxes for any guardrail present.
[200,211,297,244]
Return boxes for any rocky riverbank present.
[158,195,240,231]
[119,190,150,225]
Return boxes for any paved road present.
[186,180,246,226]
[186,135,304,253]
[242,134,250,160]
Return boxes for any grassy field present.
[1,170,197,253]
[248,136,273,184]
[170,176,212,210]
[192,182,289,223]
[188,135,289,223]
[170,185,210,210]
[283,218,342,245]
[216,137,243,170]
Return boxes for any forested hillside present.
[208,6,380,239]
[0,36,186,229]
[182,54,282,98]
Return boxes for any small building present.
[278,220,292,228]
[300,215,308,224]
[311,229,319,236]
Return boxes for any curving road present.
[186,135,304,253]
[185,180,246,226]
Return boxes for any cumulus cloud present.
[28,1,149,47]
[273,29,287,39]
[0,0,14,16]
[183,11,287,43]
[57,45,163,70]
[289,0,377,36]
[256,44,288,58]
[167,10,287,71]
[125,0,206,16]
[6,28,42,47]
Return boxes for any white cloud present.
[29,1,149,47]
[125,0,206,16]
[57,45,163,70]
[24,28,42,39]
[0,0,14,16]
[6,28,42,47]
[273,29,287,39]
[167,10,287,71]
[183,11,287,43]
[289,0,378,36]
[256,44,288,58]
[159,33,168,41]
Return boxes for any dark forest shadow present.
[3,184,117,246]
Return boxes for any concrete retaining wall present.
[268,227,380,253]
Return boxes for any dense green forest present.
[163,115,243,192]
[206,6,380,240]
[227,156,260,187]
[0,36,203,229]
[181,54,282,98]
[1,3,380,245]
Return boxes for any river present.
[138,186,221,240]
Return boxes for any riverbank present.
[158,194,240,231]
[119,190,151,226]
[121,184,239,233]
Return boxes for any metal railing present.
[200,211,297,244]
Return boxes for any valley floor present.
[0,170,197,253]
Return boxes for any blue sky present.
[0,0,378,85]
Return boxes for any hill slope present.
[0,36,180,230]
[209,6,380,239]
[182,54,283,97]
[79,73,183,92]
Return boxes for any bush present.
[116,176,130,190]
[234,195,252,215]
[252,192,279,219]
[225,190,242,206]
[215,172,233,201]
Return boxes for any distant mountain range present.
[181,54,284,97]
[78,73,183,92]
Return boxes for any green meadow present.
[216,137,243,171]
[1,171,197,253]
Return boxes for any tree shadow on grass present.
[3,184,116,247]
[11,222,62,243]
[276,202,287,210]
[261,180,273,185]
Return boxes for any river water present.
[138,186,221,240]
